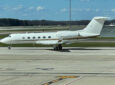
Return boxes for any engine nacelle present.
[56,31,79,39]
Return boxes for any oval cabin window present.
[33,37,35,39]
[43,36,46,39]
[48,36,51,38]
[28,37,30,39]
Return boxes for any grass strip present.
[0,42,115,47]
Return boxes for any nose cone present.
[0,38,10,44]
[0,39,6,43]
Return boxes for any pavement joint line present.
[42,76,79,85]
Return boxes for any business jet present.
[0,17,107,50]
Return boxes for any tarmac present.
[0,47,115,85]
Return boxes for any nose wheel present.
[8,43,12,50]
[53,44,62,50]
[8,46,11,50]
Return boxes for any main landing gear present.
[53,44,62,50]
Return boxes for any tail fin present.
[83,17,108,35]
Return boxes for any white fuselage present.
[1,30,92,45]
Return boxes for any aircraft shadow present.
[49,49,71,52]
[14,48,71,52]
[48,47,101,52]
[13,47,108,53]
[69,48,101,50]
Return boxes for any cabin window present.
[33,37,35,39]
[43,36,46,39]
[48,36,51,38]
[28,37,30,39]
[38,36,40,39]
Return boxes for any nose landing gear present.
[8,43,12,50]
[8,46,11,50]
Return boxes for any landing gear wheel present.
[53,45,58,50]
[58,44,62,50]
[8,46,11,50]
[53,44,62,51]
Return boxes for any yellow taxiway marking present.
[42,76,79,85]
[57,76,77,79]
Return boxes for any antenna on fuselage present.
[69,0,72,30]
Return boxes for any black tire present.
[58,44,62,50]
[56,47,58,50]
[54,46,58,50]
[8,46,11,50]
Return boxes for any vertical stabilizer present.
[83,17,107,35]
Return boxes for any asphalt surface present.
[0,47,115,85]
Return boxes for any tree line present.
[0,18,114,26]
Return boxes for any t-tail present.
[81,17,108,37]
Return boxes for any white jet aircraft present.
[0,17,107,50]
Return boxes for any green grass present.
[95,37,115,39]
[0,42,115,47]
[0,34,9,39]
[64,42,115,47]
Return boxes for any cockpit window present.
[8,36,11,37]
